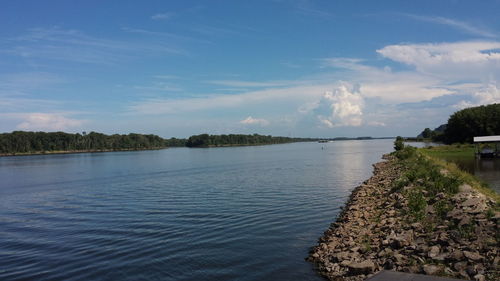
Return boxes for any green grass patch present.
[420,144,475,159]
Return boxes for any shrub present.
[394,136,404,151]
[406,189,427,221]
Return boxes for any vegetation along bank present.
[0,131,314,156]
[308,139,499,280]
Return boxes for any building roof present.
[473,135,500,142]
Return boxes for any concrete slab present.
[366,271,465,281]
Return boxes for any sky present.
[1,0,500,138]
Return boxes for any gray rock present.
[449,250,464,261]
[453,261,467,271]
[462,197,482,207]
[347,260,375,275]
[423,264,440,275]
[466,265,477,277]
[428,245,440,258]
[458,216,471,226]
[459,184,473,192]
[463,251,483,261]
[384,259,394,270]
[474,274,485,281]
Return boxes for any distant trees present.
[444,103,500,144]
[185,133,310,147]
[0,131,313,154]
[420,128,433,139]
[0,131,178,154]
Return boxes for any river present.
[0,140,394,281]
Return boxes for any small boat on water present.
[318,140,329,143]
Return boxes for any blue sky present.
[1,0,500,138]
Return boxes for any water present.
[433,155,500,193]
[0,140,393,281]
[405,142,500,192]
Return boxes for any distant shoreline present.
[0,147,167,157]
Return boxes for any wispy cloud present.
[151,12,173,20]
[190,25,240,36]
[280,61,300,68]
[293,0,334,19]
[206,79,299,88]
[2,26,187,65]
[404,14,497,38]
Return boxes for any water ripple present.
[0,140,393,281]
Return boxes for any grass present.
[416,144,499,203]
[392,143,499,223]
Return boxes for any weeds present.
[406,188,427,221]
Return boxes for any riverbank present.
[0,147,167,157]
[308,147,499,280]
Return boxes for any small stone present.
[447,208,462,219]
[312,253,320,258]
[347,260,375,275]
[341,260,351,267]
[458,216,471,227]
[466,265,477,277]
[449,250,464,261]
[459,184,473,192]
[462,197,482,207]
[384,259,394,270]
[463,251,483,261]
[423,264,440,275]
[454,261,467,272]
[474,274,485,281]
[428,245,440,258]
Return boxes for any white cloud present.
[151,13,173,20]
[3,113,85,131]
[377,41,500,80]
[314,84,364,127]
[127,40,500,136]
[3,27,186,65]
[206,80,297,88]
[454,83,500,108]
[239,116,270,126]
[367,121,386,127]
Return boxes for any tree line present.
[0,131,185,154]
[185,133,312,147]
[418,103,500,144]
[0,131,313,154]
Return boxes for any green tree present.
[444,103,500,143]
[394,136,404,151]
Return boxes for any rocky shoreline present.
[307,154,499,280]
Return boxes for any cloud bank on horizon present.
[0,1,499,137]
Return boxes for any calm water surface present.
[406,142,500,192]
[0,140,393,281]
[434,156,500,193]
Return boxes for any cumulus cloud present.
[6,113,85,131]
[377,41,500,80]
[314,84,364,128]
[239,116,270,126]
[454,84,500,108]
